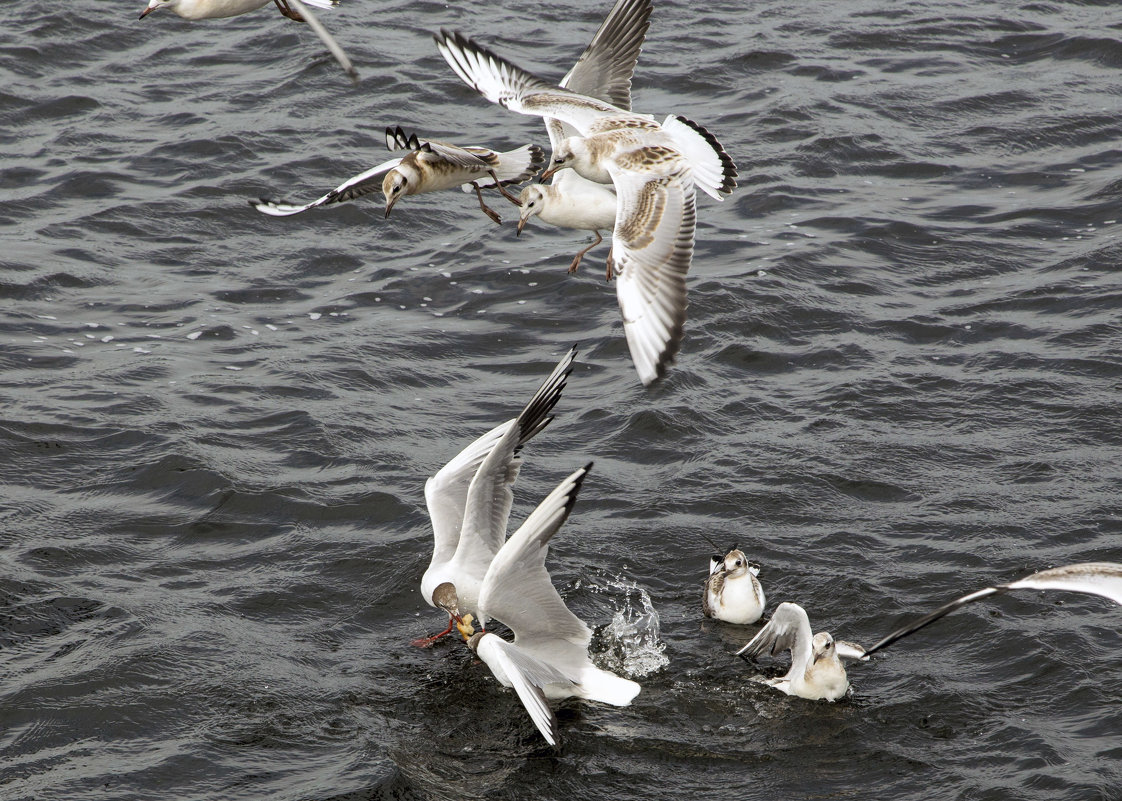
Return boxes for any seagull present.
[434,29,737,387]
[736,602,860,702]
[515,0,653,281]
[860,561,1122,658]
[703,547,766,625]
[254,127,543,225]
[737,562,1122,701]
[464,463,641,746]
[414,346,577,647]
[139,0,358,83]
[139,0,330,22]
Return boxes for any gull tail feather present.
[660,115,737,201]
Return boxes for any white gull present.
[464,463,641,746]
[413,346,576,647]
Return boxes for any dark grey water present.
[3,0,1122,799]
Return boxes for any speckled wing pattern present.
[253,155,404,216]
[609,149,696,385]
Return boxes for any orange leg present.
[472,183,503,225]
[274,0,306,21]
[411,616,455,648]
[568,230,604,275]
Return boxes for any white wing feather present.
[253,156,402,216]
[609,163,695,385]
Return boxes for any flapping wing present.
[561,0,651,109]
[1004,562,1122,604]
[385,126,422,152]
[736,602,814,677]
[609,155,696,386]
[862,562,1122,658]
[476,634,576,746]
[419,141,497,171]
[425,420,513,569]
[434,29,642,137]
[834,641,869,662]
[452,348,577,582]
[286,0,358,84]
[479,465,594,654]
[545,0,652,164]
[253,156,402,216]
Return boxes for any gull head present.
[812,632,836,664]
[517,186,547,235]
[382,167,414,217]
[540,138,585,182]
[431,581,463,621]
[720,548,754,579]
[139,0,174,18]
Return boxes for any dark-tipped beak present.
[539,166,560,182]
[139,5,154,18]
[384,197,397,218]
[516,216,528,236]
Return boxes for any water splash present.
[582,573,669,678]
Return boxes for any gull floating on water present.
[254,127,542,224]
[434,28,736,387]
[736,602,860,701]
[516,0,653,281]
[703,547,766,625]
[139,0,358,83]
[413,347,576,647]
[737,562,1122,701]
[465,463,641,746]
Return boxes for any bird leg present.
[488,170,523,205]
[273,0,308,21]
[411,617,456,648]
[471,183,503,225]
[605,247,615,283]
[567,230,604,275]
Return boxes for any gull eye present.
[528,201,535,208]
[553,157,564,164]
[393,185,402,194]
[735,559,742,567]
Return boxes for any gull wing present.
[253,156,402,216]
[862,562,1122,658]
[424,420,513,569]
[546,0,653,162]
[608,156,696,385]
[560,0,651,109]
[450,348,577,583]
[834,641,869,662]
[418,141,497,171]
[385,126,422,152]
[1004,562,1122,603]
[286,0,358,84]
[475,633,576,746]
[434,29,649,138]
[737,602,814,680]
[479,465,594,655]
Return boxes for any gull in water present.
[515,0,653,281]
[703,547,766,625]
[463,463,641,746]
[435,29,736,387]
[737,562,1122,701]
[254,127,543,224]
[139,0,358,83]
[736,602,861,702]
[414,347,576,647]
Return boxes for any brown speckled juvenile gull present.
[254,126,543,224]
[434,29,736,386]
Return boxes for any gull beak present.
[456,613,476,640]
[139,4,155,18]
[516,213,530,236]
[539,165,561,183]
[384,195,399,218]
